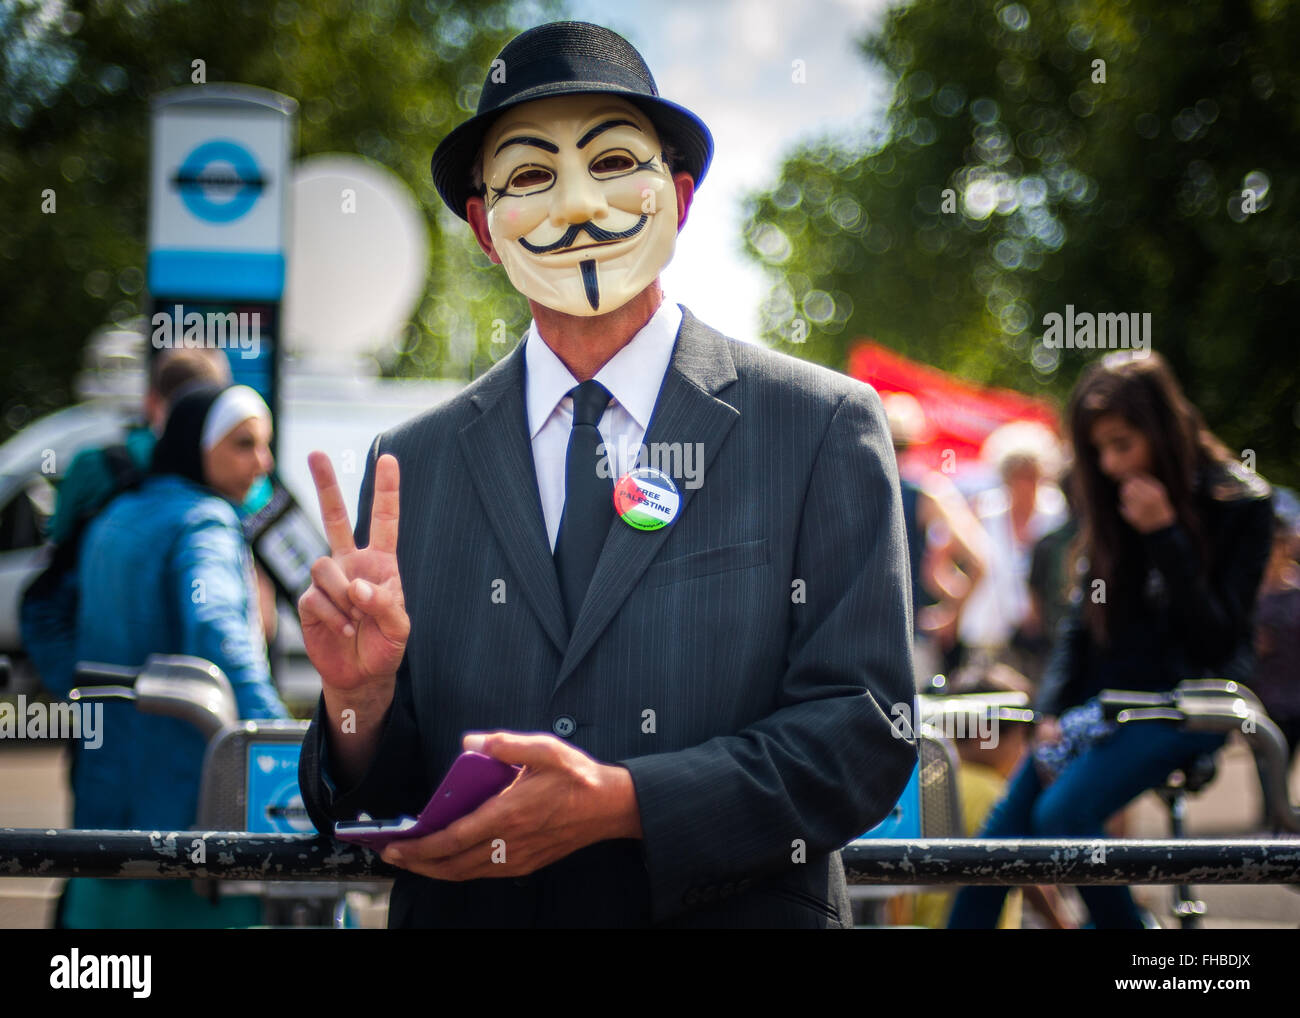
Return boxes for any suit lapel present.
[552,306,739,691]
[458,342,569,656]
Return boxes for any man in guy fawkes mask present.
[297,21,917,929]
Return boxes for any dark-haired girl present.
[948,351,1272,929]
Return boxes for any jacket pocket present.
[646,538,770,588]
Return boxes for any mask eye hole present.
[507,166,553,191]
[590,150,638,177]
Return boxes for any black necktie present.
[554,379,613,631]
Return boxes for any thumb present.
[464,731,567,769]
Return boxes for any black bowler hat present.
[430,21,714,221]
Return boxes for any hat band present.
[479,53,655,113]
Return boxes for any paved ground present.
[1,734,1296,928]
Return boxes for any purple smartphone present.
[333,751,521,851]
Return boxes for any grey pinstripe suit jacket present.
[299,305,918,927]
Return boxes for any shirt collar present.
[524,298,682,440]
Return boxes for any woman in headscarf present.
[60,383,289,928]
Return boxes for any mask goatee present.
[580,259,599,311]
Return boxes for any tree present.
[743,0,1299,486]
[0,0,558,438]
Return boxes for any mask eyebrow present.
[493,135,559,156]
[577,119,643,149]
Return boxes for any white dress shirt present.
[525,298,682,551]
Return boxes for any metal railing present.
[919,679,1300,834]
[3,666,1295,901]
[0,830,1296,884]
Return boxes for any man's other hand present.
[380,732,643,880]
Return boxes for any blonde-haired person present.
[957,420,1067,680]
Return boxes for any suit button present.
[683,888,699,906]
[552,715,577,738]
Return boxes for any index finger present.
[308,450,357,556]
[368,453,401,554]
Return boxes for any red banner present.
[847,340,1062,474]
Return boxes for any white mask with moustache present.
[480,94,679,317]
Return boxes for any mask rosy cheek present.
[609,174,668,214]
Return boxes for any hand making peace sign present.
[298,450,410,691]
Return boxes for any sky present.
[559,0,899,343]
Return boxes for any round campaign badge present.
[613,467,680,531]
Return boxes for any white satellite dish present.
[284,154,429,369]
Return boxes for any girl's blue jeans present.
[946,722,1227,929]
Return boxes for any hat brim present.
[431,83,713,221]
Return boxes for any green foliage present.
[0,0,558,437]
[743,0,1300,486]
